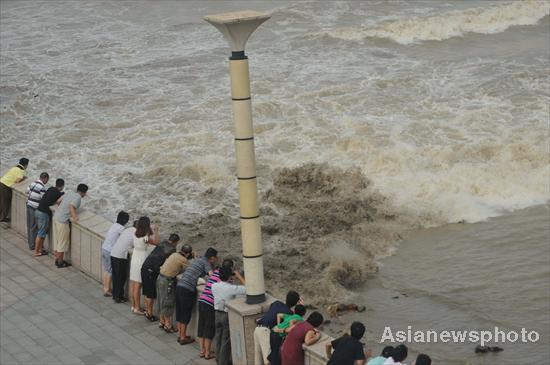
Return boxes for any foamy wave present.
[317,1,550,44]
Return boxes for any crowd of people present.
[1,158,434,365]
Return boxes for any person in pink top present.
[281,311,324,365]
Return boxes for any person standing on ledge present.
[0,158,29,222]
[52,183,88,268]
[101,211,130,297]
[34,178,65,257]
[25,172,49,250]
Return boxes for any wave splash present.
[183,163,411,305]
[317,1,550,44]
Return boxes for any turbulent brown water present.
[1,1,549,363]
[179,163,410,304]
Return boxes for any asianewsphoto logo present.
[380,326,540,347]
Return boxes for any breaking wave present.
[315,1,550,44]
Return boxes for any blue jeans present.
[35,209,50,239]
[26,206,37,250]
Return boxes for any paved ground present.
[0,224,210,365]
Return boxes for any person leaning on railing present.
[52,183,88,268]
[101,211,130,297]
[0,158,29,222]
[140,233,180,321]
[25,172,49,251]
[34,178,65,257]
[156,243,193,333]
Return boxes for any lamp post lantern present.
[204,11,271,304]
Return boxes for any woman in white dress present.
[129,216,160,314]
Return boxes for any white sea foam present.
[316,1,550,44]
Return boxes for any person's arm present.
[304,329,321,346]
[69,204,78,222]
[276,313,284,325]
[325,342,333,360]
[15,175,26,183]
[233,270,245,284]
[355,360,366,365]
[148,225,160,245]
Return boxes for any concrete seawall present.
[9,179,331,364]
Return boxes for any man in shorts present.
[52,183,88,268]
[34,178,64,257]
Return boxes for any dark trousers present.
[26,206,37,249]
[267,330,283,365]
[111,256,128,301]
[0,183,12,221]
[214,311,232,365]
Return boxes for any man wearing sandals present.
[25,172,49,251]
[175,247,218,345]
[141,233,180,321]
[34,178,64,257]
[156,244,193,333]
[52,183,88,268]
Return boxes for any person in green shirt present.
[268,304,307,365]
[273,304,306,337]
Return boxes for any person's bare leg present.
[102,270,111,294]
[135,283,142,311]
[129,281,135,309]
[181,323,188,338]
[205,338,213,357]
[144,297,153,316]
[198,337,205,356]
[34,236,44,255]
[177,322,184,340]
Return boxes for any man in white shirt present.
[25,172,48,250]
[101,211,129,297]
[212,266,246,365]
[110,222,137,303]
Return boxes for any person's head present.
[392,344,408,362]
[180,244,193,258]
[350,321,366,340]
[221,259,234,270]
[135,216,151,238]
[204,247,218,265]
[168,233,180,244]
[219,266,233,282]
[39,172,49,184]
[55,178,65,191]
[285,290,300,308]
[413,354,431,365]
[19,158,29,168]
[132,220,138,228]
[116,211,130,226]
[381,346,394,358]
[306,311,324,328]
[76,183,88,197]
[293,304,306,317]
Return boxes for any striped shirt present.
[26,180,46,209]
[176,256,212,292]
[198,269,220,307]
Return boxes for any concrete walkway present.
[0,224,209,365]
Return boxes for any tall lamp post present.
[204,11,271,304]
